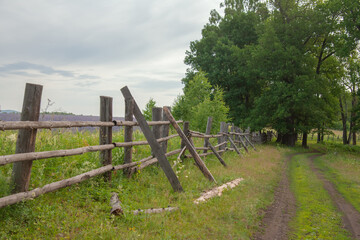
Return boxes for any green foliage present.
[184,0,359,146]
[142,98,157,121]
[172,72,229,133]
[190,87,230,133]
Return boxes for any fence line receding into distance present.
[0,83,261,209]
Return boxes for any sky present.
[0,0,221,117]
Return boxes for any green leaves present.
[142,98,157,121]
[172,72,229,133]
[184,0,358,145]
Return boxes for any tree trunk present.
[281,132,296,146]
[353,132,357,145]
[351,93,357,145]
[339,96,349,145]
[302,132,308,148]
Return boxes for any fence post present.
[152,107,162,139]
[161,106,171,153]
[218,122,227,154]
[181,121,190,150]
[203,117,213,154]
[231,123,235,140]
[100,96,113,182]
[124,98,134,176]
[11,83,43,193]
[152,107,162,157]
[121,86,183,192]
[236,127,242,148]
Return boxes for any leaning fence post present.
[163,107,216,183]
[120,86,183,192]
[227,134,242,157]
[100,96,113,181]
[124,98,134,176]
[161,106,171,153]
[203,117,213,154]
[11,83,43,193]
[207,142,227,167]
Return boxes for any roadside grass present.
[0,128,285,239]
[289,153,351,240]
[311,143,360,213]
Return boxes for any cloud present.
[74,80,100,87]
[0,0,221,115]
[132,79,182,91]
[0,1,220,66]
[0,62,75,77]
[0,62,100,84]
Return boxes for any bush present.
[172,72,229,133]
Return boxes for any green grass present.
[0,129,285,239]
[289,153,351,240]
[311,144,360,213]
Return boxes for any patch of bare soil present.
[309,154,360,240]
[253,153,300,240]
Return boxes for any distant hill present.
[0,110,20,114]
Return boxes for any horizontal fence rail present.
[0,134,180,166]
[0,120,183,131]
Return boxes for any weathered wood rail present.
[0,83,257,208]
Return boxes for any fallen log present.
[133,206,179,215]
[194,178,244,204]
[110,193,124,215]
[0,164,113,208]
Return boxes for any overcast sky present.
[0,0,221,117]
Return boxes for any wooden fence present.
[0,83,257,209]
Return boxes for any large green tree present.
[184,0,266,127]
[184,0,358,146]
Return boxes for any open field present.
[1,127,360,239]
[0,128,285,239]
